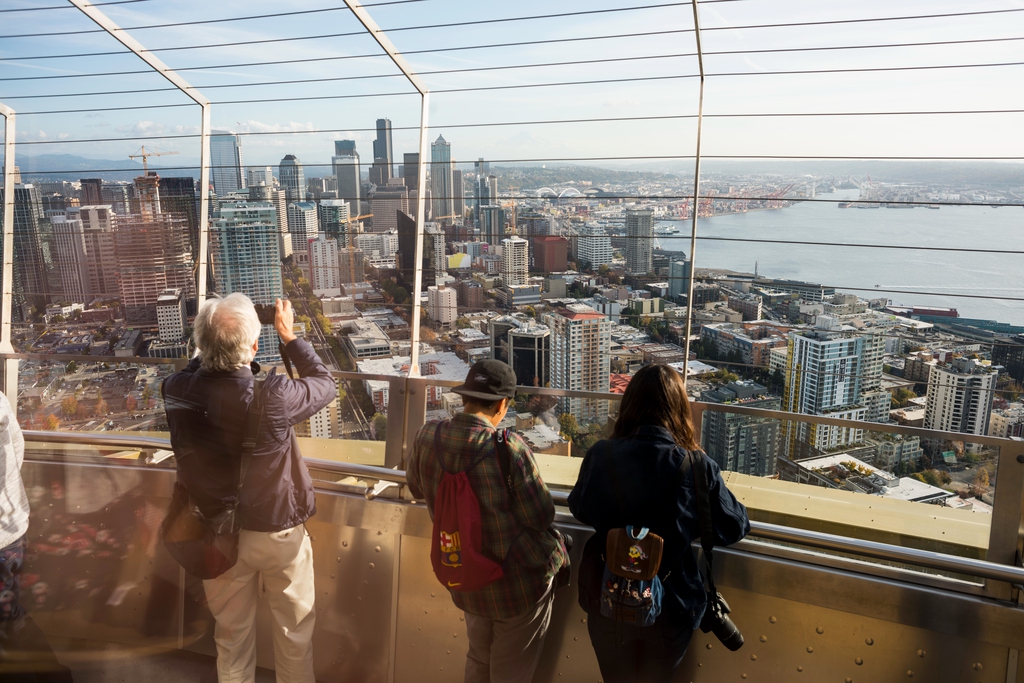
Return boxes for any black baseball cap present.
[452,359,517,402]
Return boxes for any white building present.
[156,289,187,342]
[576,222,613,269]
[543,304,611,424]
[625,208,653,275]
[50,215,89,304]
[308,234,341,296]
[66,205,120,300]
[428,285,458,331]
[287,202,319,253]
[924,358,998,438]
[501,236,529,287]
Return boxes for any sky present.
[1,0,1023,174]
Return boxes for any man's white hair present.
[194,293,262,372]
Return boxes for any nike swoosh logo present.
[447,581,461,587]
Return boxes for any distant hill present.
[13,154,200,183]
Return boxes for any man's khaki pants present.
[203,525,316,683]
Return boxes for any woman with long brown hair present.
[568,364,749,683]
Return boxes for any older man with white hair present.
[163,294,335,683]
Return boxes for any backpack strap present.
[493,428,515,499]
[689,449,718,595]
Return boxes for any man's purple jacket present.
[162,339,336,532]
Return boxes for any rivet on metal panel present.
[865,638,874,646]
[410,390,415,395]
[815,627,824,634]
[917,650,926,658]
[855,658,864,666]
[706,644,713,650]
[342,541,348,547]
[330,574,335,579]
[399,389,405,395]
[741,675,747,680]
[973,663,983,671]
[454,633,458,638]
[430,592,436,597]
[375,546,381,552]
[906,671,914,677]
[769,616,777,623]
[807,647,813,653]
[1016,454,1024,463]
[797,666,803,672]
[759,636,767,643]
[581,618,586,624]
[337,557,342,563]
[368,562,375,568]
[845,679,853,683]
[750,655,756,661]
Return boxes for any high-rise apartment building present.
[211,201,284,363]
[279,155,306,202]
[427,285,457,331]
[625,208,654,275]
[781,320,890,457]
[576,222,613,269]
[332,140,362,217]
[155,288,187,342]
[210,130,244,195]
[424,222,446,285]
[701,381,781,477]
[430,135,454,220]
[402,152,420,193]
[159,177,199,255]
[287,202,319,254]
[80,178,103,205]
[924,358,997,438]
[113,174,195,323]
[248,184,289,259]
[318,199,351,246]
[501,236,529,286]
[371,181,409,234]
[370,118,393,186]
[543,304,611,423]
[308,234,341,296]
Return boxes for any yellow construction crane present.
[128,145,178,174]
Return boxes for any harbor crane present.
[128,145,178,174]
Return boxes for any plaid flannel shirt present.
[407,412,568,620]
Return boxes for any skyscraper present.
[246,166,274,188]
[480,205,504,246]
[318,199,351,247]
[543,304,611,423]
[625,208,654,275]
[210,130,244,195]
[211,201,283,363]
[79,178,103,205]
[576,222,613,269]
[370,181,409,234]
[508,321,551,388]
[279,154,305,202]
[249,184,290,260]
[402,152,420,192]
[430,135,454,220]
[501,236,529,287]
[338,247,366,285]
[113,174,195,323]
[68,205,119,300]
[668,259,691,300]
[0,184,51,317]
[159,177,199,256]
[332,140,361,217]
[50,214,89,304]
[452,170,465,218]
[370,118,393,186]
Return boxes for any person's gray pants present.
[463,582,556,683]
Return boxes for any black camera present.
[253,303,276,325]
[700,591,744,651]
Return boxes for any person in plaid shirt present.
[407,359,569,683]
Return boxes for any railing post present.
[384,376,408,468]
[984,436,1024,600]
[1,102,18,409]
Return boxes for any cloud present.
[234,120,319,134]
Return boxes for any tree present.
[45,414,61,431]
[974,467,990,489]
[60,396,78,418]
[95,397,109,417]
[558,413,580,442]
[456,317,471,330]
[125,395,138,413]
[420,326,437,342]
[523,306,537,319]
[65,360,78,374]
[371,413,388,441]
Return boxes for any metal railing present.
[22,392,1024,596]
